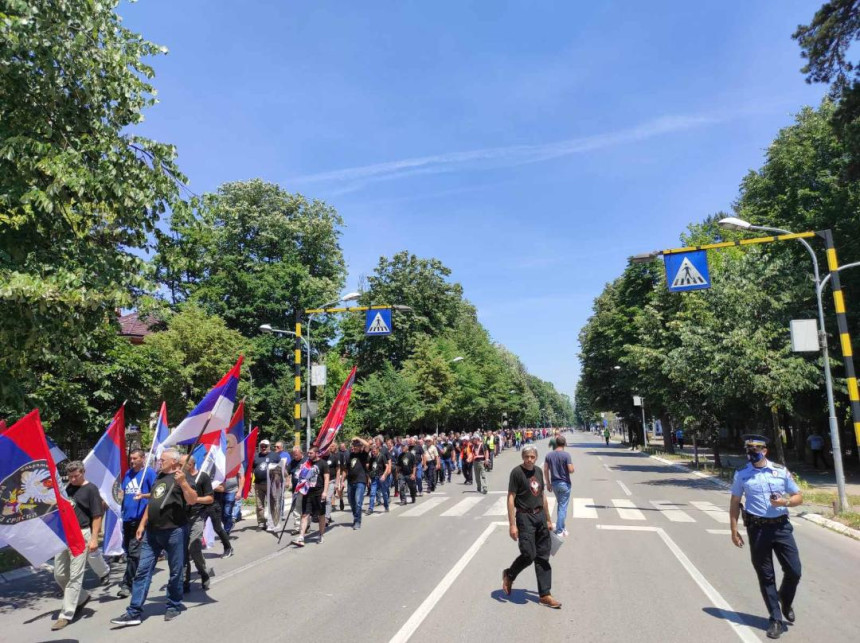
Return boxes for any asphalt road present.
[1,431,858,642]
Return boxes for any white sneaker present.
[563,529,569,537]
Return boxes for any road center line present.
[596,525,759,643]
[389,522,506,643]
[706,529,733,535]
[616,480,632,496]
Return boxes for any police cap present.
[742,434,769,448]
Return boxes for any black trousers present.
[507,510,552,597]
[425,462,436,492]
[398,473,417,502]
[463,460,473,483]
[210,496,231,549]
[121,520,142,590]
[747,520,802,622]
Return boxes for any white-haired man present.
[111,448,198,626]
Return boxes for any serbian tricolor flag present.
[162,356,242,448]
[193,429,228,486]
[313,366,357,455]
[83,405,127,556]
[241,427,258,500]
[144,402,170,472]
[225,399,246,478]
[0,410,86,565]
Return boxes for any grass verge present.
[0,547,29,575]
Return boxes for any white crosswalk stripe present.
[573,497,599,519]
[441,497,483,516]
[401,497,448,517]
[612,498,646,520]
[483,497,507,516]
[387,492,731,526]
[689,501,730,524]
[650,500,696,522]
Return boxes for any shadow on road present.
[584,451,642,458]
[605,464,680,474]
[639,477,723,490]
[490,588,539,605]
[702,606,770,632]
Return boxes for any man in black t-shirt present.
[410,439,426,497]
[396,440,418,505]
[501,446,561,609]
[112,448,199,626]
[52,461,104,631]
[366,441,391,514]
[292,446,329,546]
[181,455,215,592]
[346,437,370,528]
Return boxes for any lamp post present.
[259,324,311,447]
[718,217,850,511]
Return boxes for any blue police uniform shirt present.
[120,467,157,522]
[731,460,799,518]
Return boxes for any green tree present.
[0,0,185,441]
[152,179,347,432]
[794,1,860,178]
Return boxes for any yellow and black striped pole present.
[822,230,860,451]
[294,315,303,450]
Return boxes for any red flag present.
[241,426,259,500]
[313,367,357,455]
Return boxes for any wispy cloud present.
[291,113,721,190]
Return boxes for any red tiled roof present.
[118,312,158,338]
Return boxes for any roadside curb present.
[0,564,50,584]
[646,451,860,543]
[796,512,860,541]
[648,454,731,490]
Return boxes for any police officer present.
[729,435,803,640]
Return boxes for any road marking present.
[690,501,731,524]
[602,463,611,472]
[441,497,483,516]
[401,497,448,517]
[483,497,507,516]
[573,497,599,519]
[596,525,759,643]
[707,529,733,535]
[650,500,695,522]
[612,498,646,520]
[389,522,506,643]
[616,480,632,496]
[597,455,604,461]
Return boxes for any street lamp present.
[718,216,849,510]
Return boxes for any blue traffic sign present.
[664,250,711,292]
[365,308,392,336]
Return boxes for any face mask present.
[746,448,764,464]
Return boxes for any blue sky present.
[120,1,827,398]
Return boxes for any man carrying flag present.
[116,449,156,599]
[237,427,258,524]
[111,448,198,626]
[53,460,105,630]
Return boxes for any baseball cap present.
[260,439,271,446]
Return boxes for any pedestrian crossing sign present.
[664,250,711,292]
[365,308,392,336]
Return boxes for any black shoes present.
[767,620,786,639]
[222,547,234,558]
[111,612,142,627]
[116,586,130,599]
[201,574,210,591]
[164,607,180,622]
[782,605,795,623]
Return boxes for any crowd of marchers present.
[49,426,555,630]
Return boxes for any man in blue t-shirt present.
[117,448,156,598]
